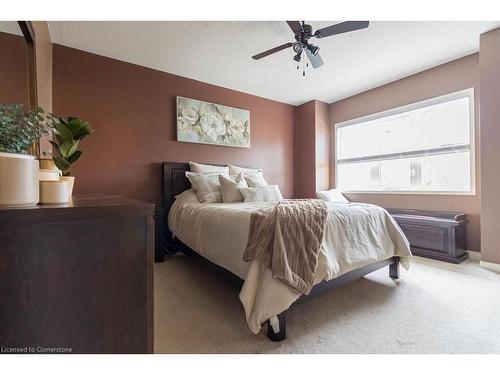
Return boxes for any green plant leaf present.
[67,140,80,157]
[0,104,48,154]
[60,141,74,157]
[53,156,71,172]
[66,118,85,135]
[54,133,65,145]
[47,113,59,128]
[54,122,73,142]
[73,122,93,140]
[67,150,82,164]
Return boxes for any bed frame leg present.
[266,312,287,341]
[389,257,400,279]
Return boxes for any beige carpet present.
[154,254,500,353]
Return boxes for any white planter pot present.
[60,176,75,199]
[0,152,39,206]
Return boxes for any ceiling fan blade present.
[305,49,324,69]
[286,21,303,34]
[252,42,294,60]
[314,21,369,39]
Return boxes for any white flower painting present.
[176,96,250,148]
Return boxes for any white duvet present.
[168,190,412,334]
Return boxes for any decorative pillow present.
[189,161,229,175]
[316,189,349,203]
[218,173,248,202]
[228,164,263,176]
[185,172,223,203]
[244,173,268,187]
[239,185,283,203]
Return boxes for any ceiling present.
[48,21,500,106]
[0,21,23,35]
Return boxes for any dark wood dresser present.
[0,196,154,354]
[388,208,468,264]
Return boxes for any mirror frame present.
[17,21,37,112]
[17,21,40,156]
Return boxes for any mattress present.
[168,189,412,333]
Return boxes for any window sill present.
[339,190,477,196]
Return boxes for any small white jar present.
[39,180,69,204]
[39,169,60,181]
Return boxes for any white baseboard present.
[480,261,500,274]
[467,250,481,260]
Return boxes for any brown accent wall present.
[479,28,500,264]
[52,44,295,205]
[0,31,29,107]
[329,53,481,252]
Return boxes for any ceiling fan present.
[252,21,369,74]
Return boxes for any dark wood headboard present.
[162,162,191,250]
[162,162,191,221]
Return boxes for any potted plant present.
[48,115,93,198]
[0,104,48,206]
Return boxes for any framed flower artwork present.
[176,96,250,148]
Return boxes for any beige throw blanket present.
[242,199,328,294]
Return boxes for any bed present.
[162,162,412,341]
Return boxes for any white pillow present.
[239,185,283,203]
[244,173,268,187]
[218,173,248,202]
[186,172,223,203]
[228,164,263,176]
[316,189,349,203]
[189,161,229,175]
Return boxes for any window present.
[335,89,475,194]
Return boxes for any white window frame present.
[334,88,476,195]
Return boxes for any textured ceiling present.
[48,21,500,105]
[0,21,23,35]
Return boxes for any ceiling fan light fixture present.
[307,43,320,56]
[302,23,313,35]
[252,21,370,72]
[292,42,302,53]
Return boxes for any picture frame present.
[176,96,250,148]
